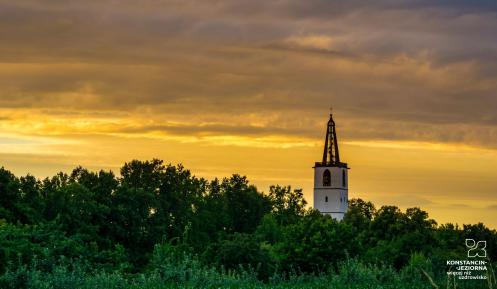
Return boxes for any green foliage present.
[0,167,21,223]
[0,160,496,288]
[268,185,307,226]
[203,233,273,279]
[221,175,272,234]
[0,256,493,289]
[343,198,376,230]
[273,211,359,273]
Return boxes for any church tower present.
[313,112,349,220]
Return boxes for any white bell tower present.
[313,112,349,220]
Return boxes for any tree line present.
[0,159,496,285]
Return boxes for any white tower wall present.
[313,166,348,220]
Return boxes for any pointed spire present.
[317,110,346,167]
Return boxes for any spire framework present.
[316,114,347,168]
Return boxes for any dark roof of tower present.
[315,113,348,168]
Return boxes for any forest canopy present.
[0,159,496,288]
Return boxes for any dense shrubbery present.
[0,159,496,288]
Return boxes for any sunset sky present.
[1,0,497,227]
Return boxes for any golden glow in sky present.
[1,0,497,227]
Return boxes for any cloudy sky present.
[1,0,497,227]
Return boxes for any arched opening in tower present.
[323,169,331,186]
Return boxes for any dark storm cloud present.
[1,0,497,149]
